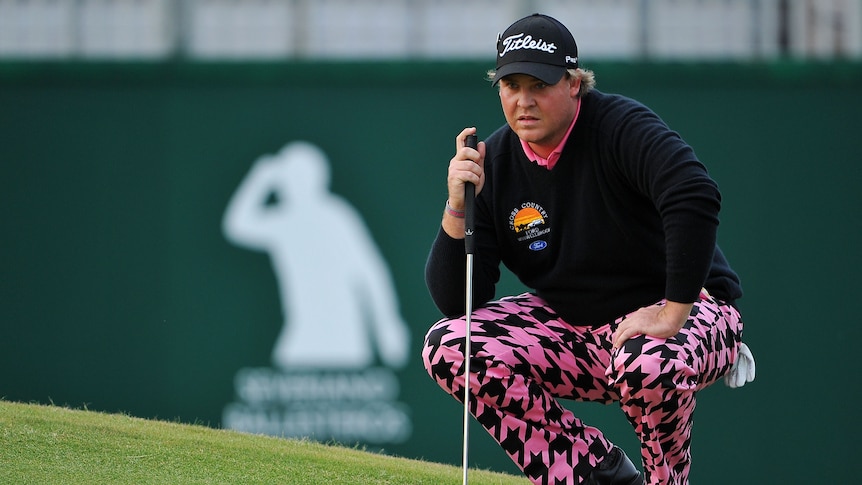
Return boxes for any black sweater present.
[425,90,742,326]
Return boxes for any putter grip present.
[464,134,478,255]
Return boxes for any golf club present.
[461,133,478,485]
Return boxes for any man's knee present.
[609,337,696,397]
[421,318,465,391]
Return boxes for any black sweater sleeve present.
[424,225,500,318]
[424,228,467,316]
[610,99,721,303]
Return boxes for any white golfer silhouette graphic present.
[223,141,409,370]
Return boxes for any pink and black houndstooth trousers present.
[421,290,743,485]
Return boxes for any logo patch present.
[529,240,547,251]
[508,202,551,243]
[499,33,557,58]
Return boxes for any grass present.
[0,400,528,484]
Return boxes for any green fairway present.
[0,401,527,484]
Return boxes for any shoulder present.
[577,90,674,147]
[580,90,660,126]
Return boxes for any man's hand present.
[612,301,694,349]
[443,127,486,239]
[447,127,486,209]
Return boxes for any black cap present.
[493,13,579,86]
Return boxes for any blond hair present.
[487,67,596,97]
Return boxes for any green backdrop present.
[2,61,860,483]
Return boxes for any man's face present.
[498,73,580,153]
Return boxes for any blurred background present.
[2,1,860,484]
[1,0,859,60]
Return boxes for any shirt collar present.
[520,97,581,170]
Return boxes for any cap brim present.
[492,62,566,86]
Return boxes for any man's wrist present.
[445,200,465,218]
[662,300,694,328]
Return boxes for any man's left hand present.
[611,301,693,349]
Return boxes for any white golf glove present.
[724,342,756,388]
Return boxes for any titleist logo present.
[500,33,557,57]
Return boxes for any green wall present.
[2,61,860,483]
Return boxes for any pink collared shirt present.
[520,98,582,170]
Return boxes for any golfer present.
[422,13,750,485]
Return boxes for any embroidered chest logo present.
[508,202,551,249]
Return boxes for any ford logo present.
[529,240,547,251]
